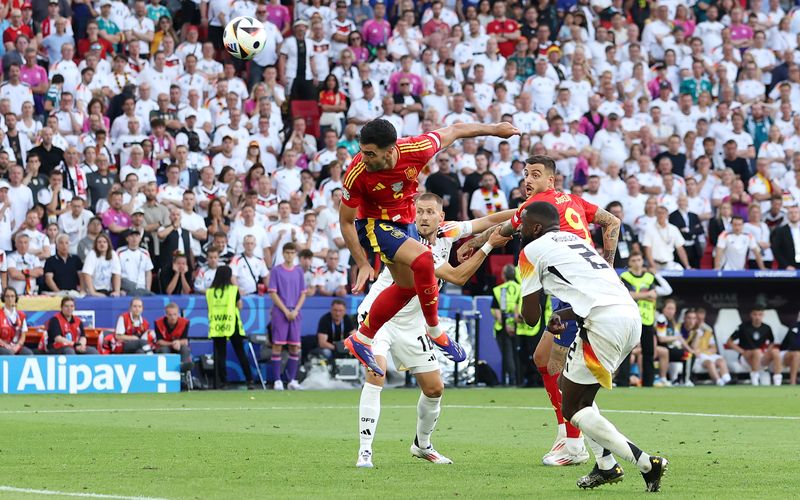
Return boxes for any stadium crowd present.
[0,1,798,382]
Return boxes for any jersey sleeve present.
[437,220,472,241]
[399,132,442,167]
[575,195,599,223]
[518,248,542,297]
[510,199,529,230]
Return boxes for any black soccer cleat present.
[577,463,624,489]
[641,456,669,492]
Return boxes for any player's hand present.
[488,227,512,248]
[493,122,521,139]
[457,243,474,263]
[352,263,374,294]
[547,314,566,336]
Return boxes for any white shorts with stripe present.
[563,304,642,389]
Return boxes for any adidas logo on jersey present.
[372,183,385,191]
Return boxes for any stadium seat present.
[488,255,514,284]
[700,242,714,269]
[291,100,321,138]
[763,309,789,345]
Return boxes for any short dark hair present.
[331,298,346,308]
[417,192,443,207]
[298,249,314,259]
[523,201,560,228]
[525,154,556,174]
[283,242,297,252]
[359,119,397,149]
[606,201,622,211]
[732,215,745,222]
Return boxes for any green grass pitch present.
[0,386,798,499]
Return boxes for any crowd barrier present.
[7,270,799,388]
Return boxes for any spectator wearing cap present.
[346,80,381,129]
[43,234,82,295]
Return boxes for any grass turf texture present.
[0,387,798,499]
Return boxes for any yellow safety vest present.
[619,271,656,326]
[206,285,245,338]
[491,279,543,337]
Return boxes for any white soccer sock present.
[750,372,760,386]
[570,406,652,473]
[355,332,373,345]
[773,374,783,386]
[425,324,443,339]
[585,435,616,471]
[359,383,382,451]
[416,392,441,448]
[721,373,731,384]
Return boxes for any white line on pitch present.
[0,404,797,421]
[0,485,168,500]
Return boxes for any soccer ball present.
[223,16,267,60]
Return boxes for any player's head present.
[519,201,560,246]
[502,264,517,283]
[523,155,556,197]
[359,119,398,171]
[416,193,445,238]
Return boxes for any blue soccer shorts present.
[355,219,418,264]
[551,296,578,348]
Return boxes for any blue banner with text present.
[0,355,181,395]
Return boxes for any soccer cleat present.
[356,449,374,468]
[344,334,385,376]
[577,463,625,489]
[641,456,668,492]
[543,446,590,466]
[287,380,302,390]
[410,439,453,464]
[427,332,467,362]
[273,380,284,391]
[543,434,567,460]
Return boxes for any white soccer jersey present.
[519,231,635,319]
[116,246,153,290]
[358,221,472,328]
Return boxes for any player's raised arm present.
[436,228,511,286]
[591,207,621,267]
[435,122,521,150]
[468,209,516,236]
[339,203,374,293]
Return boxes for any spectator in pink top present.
[20,47,47,113]
[361,1,391,48]
[387,55,424,96]
[266,0,291,37]
[673,5,695,38]
[102,191,132,249]
[729,7,753,49]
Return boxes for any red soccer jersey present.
[342,131,442,224]
[510,189,598,243]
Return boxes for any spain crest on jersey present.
[405,167,417,180]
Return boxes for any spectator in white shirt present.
[642,205,692,270]
[58,197,93,254]
[715,216,765,270]
[82,233,122,297]
[231,234,269,296]
[315,249,347,296]
[6,233,44,295]
[116,230,154,295]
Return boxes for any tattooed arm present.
[456,220,515,262]
[592,207,621,267]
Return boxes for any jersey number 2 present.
[568,243,609,270]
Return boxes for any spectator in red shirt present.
[422,1,449,38]
[486,0,520,58]
[77,21,114,60]
[2,8,33,50]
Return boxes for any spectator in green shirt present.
[679,61,713,103]
[147,0,171,23]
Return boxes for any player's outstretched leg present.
[535,330,586,465]
[410,370,452,464]
[577,433,625,489]
[357,359,387,468]
[563,379,668,492]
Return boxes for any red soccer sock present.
[409,251,439,328]
[358,284,416,339]
[539,366,565,425]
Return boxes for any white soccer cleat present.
[356,449,374,468]
[410,442,453,464]
[543,437,566,460]
[542,446,590,466]
[287,379,302,390]
[273,380,285,391]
